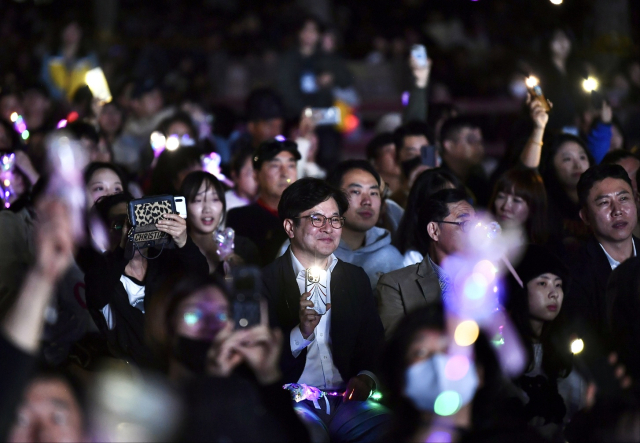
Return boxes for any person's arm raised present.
[2,200,74,353]
[520,94,550,169]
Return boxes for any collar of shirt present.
[256,198,279,218]
[290,250,338,278]
[599,240,637,270]
[428,254,453,301]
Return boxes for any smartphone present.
[525,76,551,112]
[307,107,341,126]
[230,266,262,330]
[174,196,187,219]
[411,44,428,67]
[420,145,437,168]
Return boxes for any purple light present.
[401,91,409,106]
[427,431,452,443]
[275,135,286,142]
[57,119,68,129]
[445,355,470,381]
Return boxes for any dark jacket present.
[85,237,208,367]
[565,235,640,339]
[261,250,385,384]
[227,203,287,267]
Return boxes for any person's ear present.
[283,219,295,239]
[579,207,590,226]
[442,140,453,155]
[427,221,440,242]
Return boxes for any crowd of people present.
[2,3,640,442]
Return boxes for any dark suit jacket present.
[226,203,287,267]
[261,250,385,384]
[375,257,442,337]
[565,235,640,339]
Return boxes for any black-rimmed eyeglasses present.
[295,214,346,229]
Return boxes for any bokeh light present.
[582,77,599,92]
[571,338,584,354]
[434,391,461,416]
[427,431,452,442]
[165,135,180,151]
[550,0,563,4]
[444,355,470,381]
[454,320,480,346]
[463,273,488,300]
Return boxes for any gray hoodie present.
[334,226,404,289]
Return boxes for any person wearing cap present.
[226,138,300,266]
[229,88,285,158]
[503,244,586,435]
[376,188,474,336]
[564,163,639,338]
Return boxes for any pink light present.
[57,119,68,129]
[444,354,470,381]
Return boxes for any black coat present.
[261,250,385,384]
[565,235,640,339]
[226,203,287,267]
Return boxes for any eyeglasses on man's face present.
[295,214,346,229]
[437,219,473,233]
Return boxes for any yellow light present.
[3,179,9,187]
[550,0,562,5]
[582,77,599,92]
[525,76,539,88]
[454,320,480,347]
[571,338,584,354]
[10,112,18,123]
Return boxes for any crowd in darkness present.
[3,0,640,442]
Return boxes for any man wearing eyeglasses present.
[261,177,389,442]
[226,138,301,266]
[376,188,474,336]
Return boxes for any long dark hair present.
[489,166,548,244]
[541,133,594,199]
[393,168,463,255]
[504,247,573,380]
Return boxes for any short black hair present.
[149,147,203,196]
[416,188,470,252]
[157,111,198,139]
[66,120,99,145]
[577,163,632,209]
[601,150,639,166]
[326,159,381,189]
[229,146,254,176]
[83,161,128,188]
[393,120,430,154]
[180,171,227,226]
[93,191,134,226]
[439,116,478,144]
[365,132,395,161]
[278,177,349,224]
[245,88,285,122]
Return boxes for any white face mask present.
[403,353,479,413]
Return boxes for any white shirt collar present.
[290,249,338,276]
[599,240,637,270]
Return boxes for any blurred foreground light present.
[454,320,480,347]
[444,355,470,381]
[165,135,180,151]
[582,77,599,92]
[571,338,584,354]
[370,391,383,401]
[427,431,452,443]
[21,130,29,140]
[550,0,562,4]
[434,391,461,416]
[275,134,286,142]
[525,76,539,88]
[10,112,18,123]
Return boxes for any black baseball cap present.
[252,138,301,170]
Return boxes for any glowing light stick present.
[0,153,15,208]
[45,132,88,242]
[10,112,29,141]
[85,67,112,103]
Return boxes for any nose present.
[361,192,371,206]
[612,200,623,216]
[549,289,559,300]
[501,196,512,211]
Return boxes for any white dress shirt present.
[289,251,345,390]
[600,240,636,270]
